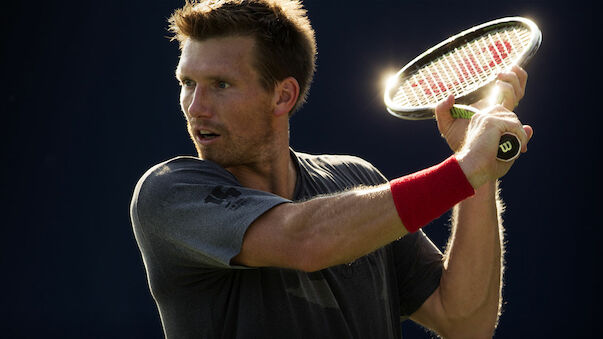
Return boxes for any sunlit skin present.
[175,36,298,198]
[175,32,532,339]
[176,36,276,165]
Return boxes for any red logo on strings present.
[411,40,512,96]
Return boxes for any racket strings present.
[392,25,533,108]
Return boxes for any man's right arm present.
[232,184,405,271]
[232,105,531,273]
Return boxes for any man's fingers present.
[494,81,517,110]
[494,65,528,111]
[498,115,531,154]
[435,95,455,116]
[434,95,455,134]
[472,111,531,154]
[522,125,534,152]
[512,64,528,91]
[524,125,534,140]
[496,73,521,99]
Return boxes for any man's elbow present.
[436,312,498,339]
[289,236,341,273]
[438,323,496,339]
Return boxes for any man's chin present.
[196,149,228,166]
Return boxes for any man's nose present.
[187,86,212,118]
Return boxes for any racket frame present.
[384,16,542,120]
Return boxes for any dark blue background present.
[3,0,600,337]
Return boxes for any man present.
[130,0,533,338]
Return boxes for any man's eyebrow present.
[174,70,193,83]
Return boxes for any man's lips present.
[195,129,221,144]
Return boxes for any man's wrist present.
[389,156,475,233]
[455,150,487,189]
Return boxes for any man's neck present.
[225,146,297,200]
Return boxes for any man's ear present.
[273,77,300,117]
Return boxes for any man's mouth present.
[196,129,220,142]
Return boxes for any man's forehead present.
[179,37,255,64]
[176,36,259,78]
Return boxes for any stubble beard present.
[189,107,277,169]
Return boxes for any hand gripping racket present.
[384,17,542,161]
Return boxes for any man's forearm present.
[438,181,504,337]
[236,156,474,272]
[289,185,408,270]
[235,184,408,271]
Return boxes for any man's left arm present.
[409,66,530,338]
[410,181,504,338]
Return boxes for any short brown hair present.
[168,0,317,115]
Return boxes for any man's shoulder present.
[141,155,222,176]
[131,156,240,214]
[293,150,387,186]
[294,151,381,175]
[295,151,375,169]
[135,156,236,190]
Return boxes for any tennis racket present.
[384,17,542,161]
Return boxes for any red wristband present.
[389,156,475,233]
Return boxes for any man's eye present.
[216,81,230,89]
[180,79,195,87]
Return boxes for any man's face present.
[176,36,276,168]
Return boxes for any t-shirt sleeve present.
[393,230,444,317]
[130,158,290,269]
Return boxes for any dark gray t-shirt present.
[130,151,443,338]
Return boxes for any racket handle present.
[450,105,521,162]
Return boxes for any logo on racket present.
[499,140,513,153]
[411,40,513,97]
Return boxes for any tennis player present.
[130,1,533,338]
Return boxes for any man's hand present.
[434,65,533,188]
[454,105,533,188]
[471,65,528,111]
[436,65,528,152]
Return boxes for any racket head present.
[384,17,542,120]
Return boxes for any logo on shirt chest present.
[204,186,247,210]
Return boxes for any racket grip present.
[450,105,521,162]
[497,133,521,162]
